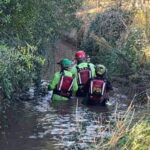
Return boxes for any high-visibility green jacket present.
[48,70,78,101]
[71,62,96,83]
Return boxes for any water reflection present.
[30,95,119,149]
[0,91,128,150]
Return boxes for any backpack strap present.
[58,71,64,91]
[76,65,80,72]
[60,70,64,76]
[90,79,94,94]
[87,63,92,78]
[87,63,90,69]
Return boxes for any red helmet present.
[75,50,86,59]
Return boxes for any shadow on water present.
[0,89,129,150]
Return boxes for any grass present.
[57,89,150,150]
[95,90,150,150]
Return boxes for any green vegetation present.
[114,111,150,150]
[1,0,149,97]
[77,2,150,149]
[80,6,150,77]
[127,118,150,150]
[91,103,150,150]
[0,0,82,45]
[81,8,133,74]
[0,0,150,149]
[0,0,82,99]
[0,44,44,98]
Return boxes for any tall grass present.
[96,93,150,150]
[74,92,150,149]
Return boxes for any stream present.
[0,86,130,150]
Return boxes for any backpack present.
[89,79,106,100]
[76,64,91,86]
[55,72,74,97]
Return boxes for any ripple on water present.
[27,92,129,149]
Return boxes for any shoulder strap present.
[76,65,80,72]
[60,70,65,76]
[87,63,92,78]
[87,63,91,70]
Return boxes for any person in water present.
[48,58,78,101]
[71,50,95,96]
[83,64,113,106]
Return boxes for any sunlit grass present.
[127,119,150,150]
[76,0,114,17]
[141,45,150,57]
[97,90,150,150]
[98,102,135,150]
[76,7,102,16]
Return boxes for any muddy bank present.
[111,73,150,104]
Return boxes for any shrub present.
[81,8,148,75]
[0,44,45,99]
[115,28,148,74]
[128,118,150,150]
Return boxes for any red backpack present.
[56,74,74,97]
[89,79,106,98]
[76,64,91,86]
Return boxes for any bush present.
[89,8,132,47]
[81,8,148,76]
[128,119,150,150]
[0,44,45,99]
[115,28,148,74]
[80,8,133,74]
[117,116,150,150]
[0,0,82,46]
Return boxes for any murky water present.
[0,88,129,150]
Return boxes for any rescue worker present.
[83,64,113,106]
[71,50,95,96]
[48,58,78,101]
